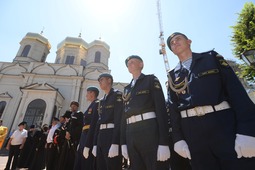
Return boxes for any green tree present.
[231,2,255,82]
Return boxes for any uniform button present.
[181,90,186,94]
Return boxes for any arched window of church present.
[56,58,60,64]
[95,51,101,63]
[23,99,46,127]
[81,59,87,67]
[41,53,46,62]
[0,101,6,119]
[21,45,31,57]
[65,55,75,64]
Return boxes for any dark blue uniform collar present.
[173,52,204,73]
[104,88,114,100]
[128,73,145,86]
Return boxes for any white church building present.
[0,32,127,131]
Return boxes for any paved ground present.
[0,149,33,170]
[0,148,8,170]
[0,156,8,170]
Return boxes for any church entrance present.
[23,99,46,127]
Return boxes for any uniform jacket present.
[168,51,255,143]
[83,99,99,149]
[67,110,83,145]
[121,73,169,145]
[94,88,123,145]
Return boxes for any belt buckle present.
[130,116,136,124]
[136,115,142,122]
[194,106,205,116]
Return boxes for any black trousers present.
[5,144,21,170]
[73,131,96,170]
[182,109,255,170]
[126,119,169,170]
[169,148,192,170]
[97,128,122,170]
[45,143,58,170]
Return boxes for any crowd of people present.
[2,32,255,170]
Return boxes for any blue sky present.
[0,0,252,95]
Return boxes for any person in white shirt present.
[5,121,27,170]
[45,117,60,170]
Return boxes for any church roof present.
[22,32,51,50]
[89,39,110,50]
[57,36,110,50]
[57,36,89,49]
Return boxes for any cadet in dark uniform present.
[67,101,83,149]
[93,73,123,170]
[167,32,255,170]
[74,86,99,170]
[58,101,83,170]
[53,115,68,153]
[29,124,48,170]
[121,55,170,170]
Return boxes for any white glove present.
[83,147,90,159]
[108,144,119,158]
[92,146,97,157]
[121,145,129,159]
[174,140,191,159]
[235,134,255,158]
[157,145,170,161]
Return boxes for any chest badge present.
[175,77,180,82]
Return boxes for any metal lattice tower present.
[156,0,170,74]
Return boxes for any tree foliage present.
[231,2,255,82]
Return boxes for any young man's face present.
[18,125,25,130]
[170,35,191,55]
[70,104,78,112]
[86,91,95,102]
[98,77,111,90]
[127,58,143,74]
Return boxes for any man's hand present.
[92,146,97,157]
[19,145,24,149]
[174,140,191,159]
[83,147,90,159]
[235,134,255,158]
[65,131,71,140]
[157,145,170,161]
[108,144,119,158]
[121,145,129,159]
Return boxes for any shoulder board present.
[198,49,215,55]
[145,74,161,82]
[145,74,155,78]
[199,50,228,67]
[198,49,224,58]
[145,74,157,79]
[95,99,100,103]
